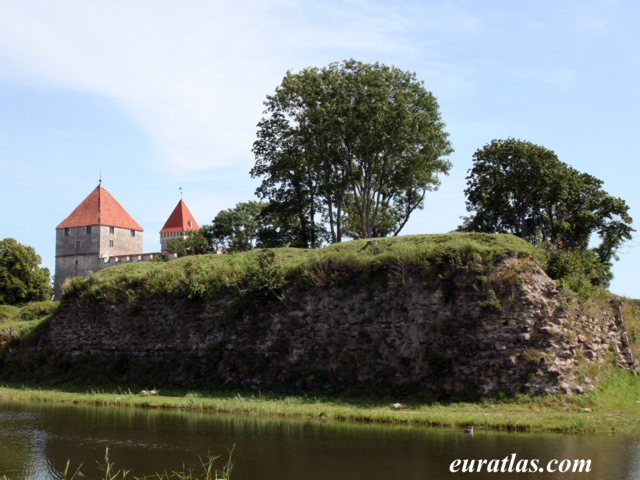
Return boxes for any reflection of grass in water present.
[0,371,638,434]
[0,447,233,480]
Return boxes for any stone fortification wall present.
[29,257,636,396]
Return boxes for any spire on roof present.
[56,184,144,231]
[160,199,199,233]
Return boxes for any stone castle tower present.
[55,184,199,299]
[159,199,200,251]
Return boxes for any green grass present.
[0,370,637,434]
[621,298,640,361]
[0,300,58,321]
[0,301,58,350]
[62,233,539,302]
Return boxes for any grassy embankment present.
[0,234,638,434]
[0,300,57,347]
[61,232,540,303]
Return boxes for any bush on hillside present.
[544,248,611,298]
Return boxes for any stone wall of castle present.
[54,225,143,298]
[97,225,144,258]
[160,231,186,252]
[36,257,637,396]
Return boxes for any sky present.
[1,0,639,297]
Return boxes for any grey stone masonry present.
[37,256,636,395]
[54,225,143,298]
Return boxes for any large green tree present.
[0,238,51,305]
[199,201,312,252]
[255,201,323,248]
[251,59,453,244]
[462,139,633,265]
[204,201,267,252]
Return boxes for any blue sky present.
[1,0,639,297]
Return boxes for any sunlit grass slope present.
[63,233,539,302]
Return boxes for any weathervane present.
[99,169,102,186]
[179,183,183,198]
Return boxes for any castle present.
[54,183,199,298]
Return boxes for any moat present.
[0,401,638,479]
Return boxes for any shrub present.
[188,281,207,300]
[247,249,285,297]
[544,248,611,298]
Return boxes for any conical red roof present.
[57,184,143,231]
[160,199,200,233]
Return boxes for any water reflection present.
[0,402,638,479]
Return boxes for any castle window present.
[109,240,114,248]
[64,228,69,237]
[109,226,115,234]
[130,230,136,237]
[86,226,92,234]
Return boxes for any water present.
[0,401,638,479]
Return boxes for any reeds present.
[0,447,234,480]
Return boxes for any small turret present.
[159,199,200,252]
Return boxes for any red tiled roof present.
[160,199,200,233]
[56,185,144,231]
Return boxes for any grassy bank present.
[62,233,538,302]
[0,300,58,324]
[0,371,638,434]
[0,301,57,348]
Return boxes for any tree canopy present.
[165,231,211,257]
[461,138,633,266]
[0,238,51,305]
[167,201,304,256]
[251,59,453,246]
[203,201,266,252]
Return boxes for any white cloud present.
[0,0,481,173]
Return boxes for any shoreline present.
[0,376,638,434]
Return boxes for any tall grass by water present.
[0,370,637,434]
[0,448,233,480]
